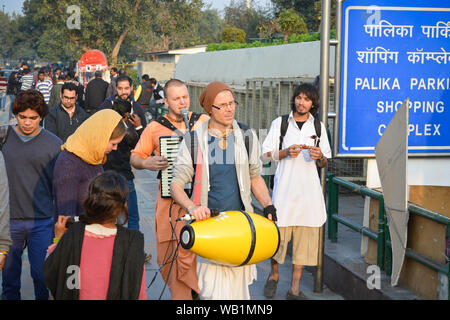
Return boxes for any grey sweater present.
[0,152,11,252]
[2,127,62,220]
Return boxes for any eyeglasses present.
[212,100,238,110]
[62,96,77,101]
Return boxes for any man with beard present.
[99,75,147,231]
[261,83,331,300]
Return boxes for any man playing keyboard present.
[130,79,209,300]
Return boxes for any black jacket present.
[44,104,90,142]
[136,81,153,106]
[42,222,145,300]
[85,78,109,112]
[100,95,147,180]
[6,77,21,95]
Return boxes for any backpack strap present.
[154,116,184,136]
[0,125,11,151]
[155,112,204,137]
[187,121,253,199]
[313,117,322,147]
[188,112,202,131]
[237,122,251,160]
[181,131,199,199]
[279,114,289,150]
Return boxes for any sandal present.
[286,290,308,300]
[264,279,278,298]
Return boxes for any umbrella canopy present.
[77,50,108,72]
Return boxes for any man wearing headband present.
[170,81,276,300]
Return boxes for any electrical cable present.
[146,199,185,300]
[158,200,184,300]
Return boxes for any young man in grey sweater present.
[1,89,62,300]
[0,151,11,271]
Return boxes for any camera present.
[112,98,132,118]
[65,216,79,228]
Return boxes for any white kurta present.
[262,112,332,227]
[196,257,257,300]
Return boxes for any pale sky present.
[0,0,23,15]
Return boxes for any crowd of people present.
[0,61,331,301]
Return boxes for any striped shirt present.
[20,74,35,91]
[36,79,53,104]
[0,76,7,92]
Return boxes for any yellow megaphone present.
[180,210,280,267]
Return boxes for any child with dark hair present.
[43,171,147,300]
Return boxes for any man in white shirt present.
[262,83,331,300]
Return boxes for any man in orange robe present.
[131,79,209,299]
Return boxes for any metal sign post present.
[315,0,332,294]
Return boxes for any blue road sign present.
[338,0,450,156]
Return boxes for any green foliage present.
[4,0,206,64]
[150,0,204,50]
[196,9,223,44]
[1,0,335,63]
[271,0,336,32]
[223,0,272,40]
[221,27,246,43]
[124,67,139,88]
[206,29,336,52]
[0,11,38,62]
[277,9,308,41]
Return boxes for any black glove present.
[263,204,277,222]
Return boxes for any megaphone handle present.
[210,208,220,218]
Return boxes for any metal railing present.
[327,173,450,300]
[186,78,367,182]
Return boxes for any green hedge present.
[206,30,336,52]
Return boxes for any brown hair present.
[12,89,49,118]
[82,171,129,225]
[109,120,127,140]
[163,78,186,97]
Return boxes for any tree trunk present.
[109,0,141,65]
[110,29,129,65]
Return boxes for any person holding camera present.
[99,75,147,231]
[43,171,147,300]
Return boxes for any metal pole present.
[334,0,344,156]
[377,198,386,271]
[327,175,339,242]
[315,0,331,294]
